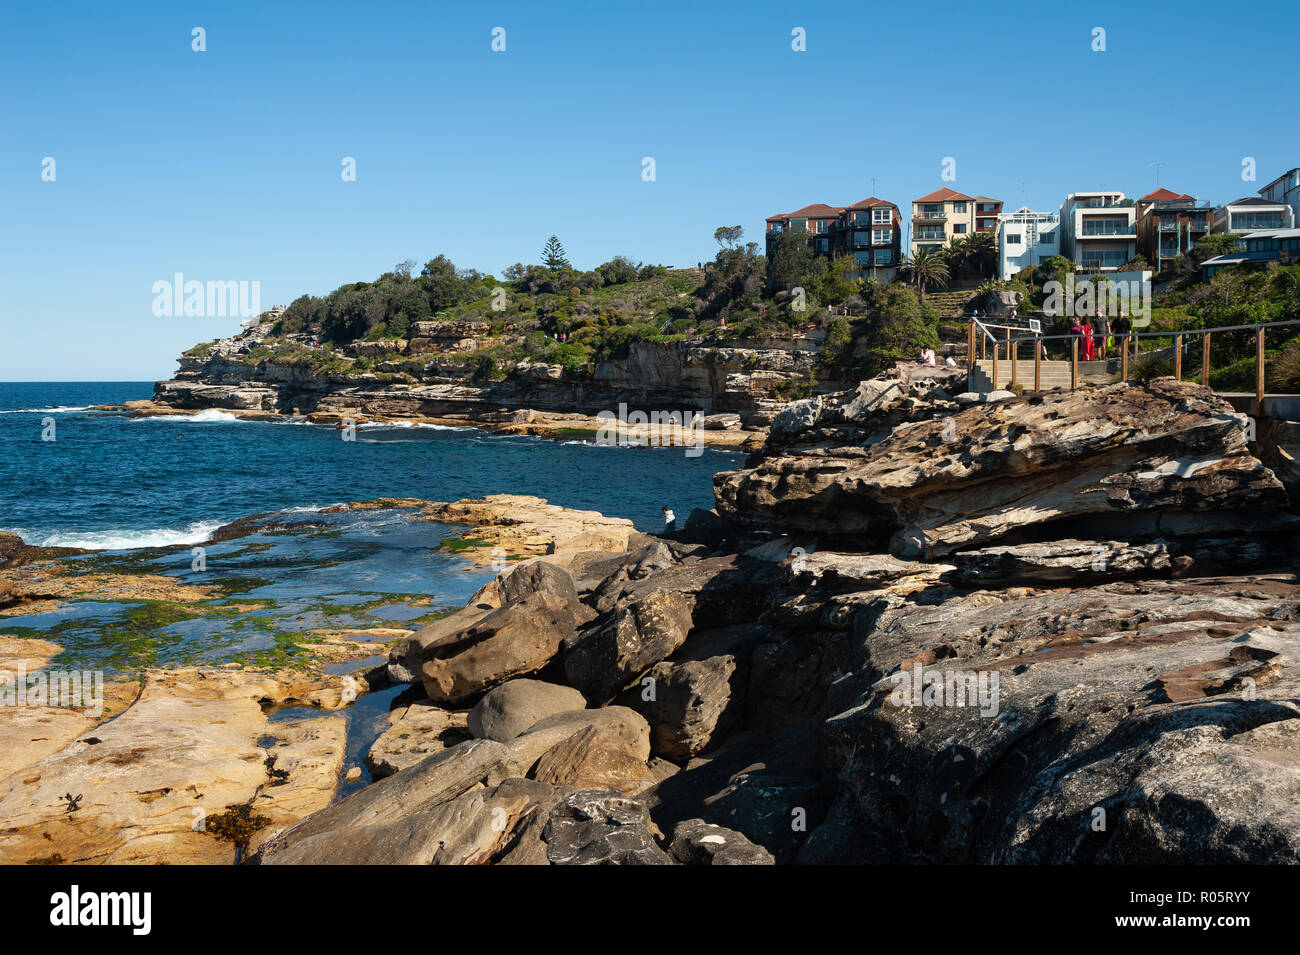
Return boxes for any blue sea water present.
[0,382,739,547]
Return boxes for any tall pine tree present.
[541,235,571,272]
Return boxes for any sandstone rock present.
[498,560,578,605]
[669,818,775,865]
[419,591,582,705]
[365,701,471,779]
[256,738,509,862]
[466,679,587,742]
[716,380,1288,558]
[563,590,694,703]
[623,624,767,761]
[542,790,672,865]
[504,706,651,777]
[950,538,1171,585]
[0,668,344,865]
[532,724,657,795]
[801,575,1300,864]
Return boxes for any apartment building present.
[909,188,1001,258]
[1058,191,1137,271]
[996,207,1059,280]
[1213,196,1296,235]
[1134,188,1213,271]
[1259,167,1300,230]
[764,197,902,280]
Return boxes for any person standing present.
[1081,318,1096,361]
[1094,308,1110,359]
[662,506,676,532]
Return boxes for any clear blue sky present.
[3,0,1297,380]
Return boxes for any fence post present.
[1174,333,1183,380]
[1121,335,1128,382]
[967,321,975,380]
[992,339,999,392]
[1011,341,1018,388]
[1071,337,1078,391]
[1034,336,1041,392]
[1257,326,1266,407]
[1201,331,1211,387]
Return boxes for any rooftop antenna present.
[1151,161,1165,188]
[870,176,879,197]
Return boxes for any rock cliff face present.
[246,375,1300,865]
[151,325,828,424]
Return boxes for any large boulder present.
[498,560,579,605]
[504,706,651,778]
[620,624,767,761]
[418,592,583,705]
[467,679,588,742]
[256,738,510,863]
[563,590,694,703]
[669,818,775,865]
[532,724,658,796]
[542,790,672,865]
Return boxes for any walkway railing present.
[966,317,1300,404]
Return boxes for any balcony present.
[913,211,947,221]
[1079,224,1136,237]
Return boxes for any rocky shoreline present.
[6,374,1300,864]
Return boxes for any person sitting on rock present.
[919,347,936,367]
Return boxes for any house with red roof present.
[765,197,901,280]
[909,188,1001,259]
[1135,188,1214,272]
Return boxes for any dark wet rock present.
[669,818,775,865]
[542,789,672,865]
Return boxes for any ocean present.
[0,382,737,547]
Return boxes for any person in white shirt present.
[662,506,676,531]
[919,347,936,367]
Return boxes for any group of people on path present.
[1069,309,1131,361]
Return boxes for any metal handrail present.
[966,317,1300,403]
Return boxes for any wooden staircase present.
[970,358,1073,393]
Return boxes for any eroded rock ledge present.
[237,378,1300,865]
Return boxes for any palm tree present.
[901,247,950,303]
[963,231,997,279]
[943,235,970,279]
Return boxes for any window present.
[1005,233,1022,245]
[1038,232,1054,244]
[875,249,892,265]
[855,212,871,226]
[816,238,829,252]
[770,224,783,233]
[872,207,892,224]
[813,219,828,233]
[953,201,967,213]
[790,218,808,231]
[854,232,872,249]
[872,228,891,245]
[855,251,871,266]
[954,223,967,234]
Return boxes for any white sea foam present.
[0,405,93,414]
[14,520,226,551]
[132,409,242,423]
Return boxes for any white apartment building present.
[1259,167,1300,231]
[1059,191,1137,271]
[996,207,1060,280]
[1213,196,1296,235]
